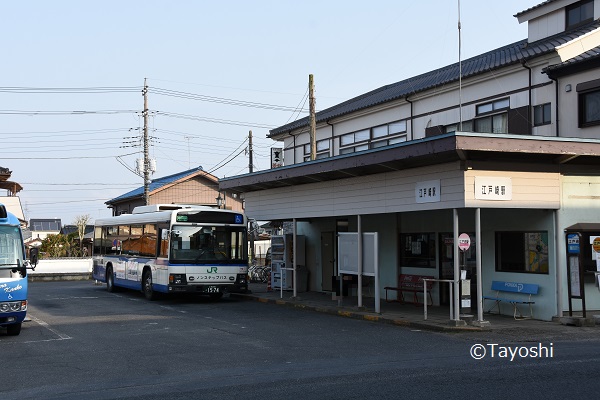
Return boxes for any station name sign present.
[475,177,512,201]
[415,180,440,203]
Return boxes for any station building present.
[221,0,600,321]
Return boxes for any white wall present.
[479,209,557,321]
[558,69,600,139]
[244,163,465,221]
[29,258,93,274]
[528,8,565,43]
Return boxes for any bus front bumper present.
[168,273,249,295]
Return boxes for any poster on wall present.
[525,232,549,273]
[569,255,581,298]
[591,236,600,264]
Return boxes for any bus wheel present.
[6,323,22,336]
[106,267,116,292]
[142,270,157,301]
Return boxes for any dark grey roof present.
[269,19,600,138]
[514,0,560,18]
[60,225,94,235]
[543,44,600,76]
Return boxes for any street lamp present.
[216,193,223,209]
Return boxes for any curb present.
[28,273,92,282]
[230,293,485,333]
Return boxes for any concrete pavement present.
[231,283,600,339]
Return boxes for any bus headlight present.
[0,301,26,312]
[169,274,187,285]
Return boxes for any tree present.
[73,214,92,253]
[40,234,77,258]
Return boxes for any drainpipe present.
[522,61,533,134]
[405,96,414,140]
[327,121,334,156]
[554,209,563,318]
[549,76,560,137]
[293,131,297,164]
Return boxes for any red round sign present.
[458,233,471,251]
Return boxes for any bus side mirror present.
[30,248,39,267]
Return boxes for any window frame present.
[303,139,331,161]
[476,98,510,116]
[566,0,594,30]
[495,231,549,274]
[578,88,600,128]
[472,98,510,134]
[533,103,551,126]
[338,120,408,154]
[399,232,437,269]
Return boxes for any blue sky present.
[1,0,533,223]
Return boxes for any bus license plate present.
[206,286,219,293]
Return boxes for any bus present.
[92,204,249,300]
[0,203,38,336]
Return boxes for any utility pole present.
[309,74,316,160]
[248,130,255,264]
[458,0,463,131]
[248,130,253,173]
[143,78,150,205]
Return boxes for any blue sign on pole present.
[567,233,580,254]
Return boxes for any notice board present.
[338,232,377,276]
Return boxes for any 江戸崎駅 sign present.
[475,177,512,201]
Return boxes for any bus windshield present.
[0,225,24,277]
[170,225,247,264]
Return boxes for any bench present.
[384,274,433,305]
[483,281,539,319]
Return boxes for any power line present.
[2,151,139,160]
[25,188,137,192]
[150,87,310,113]
[155,128,255,144]
[21,182,139,186]
[0,127,130,136]
[155,111,276,129]
[0,109,138,116]
[0,86,141,93]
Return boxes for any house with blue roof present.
[106,166,243,216]
[221,0,600,323]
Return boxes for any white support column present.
[472,208,489,328]
[293,218,297,299]
[453,209,460,321]
[476,208,484,322]
[374,232,380,314]
[555,210,563,317]
[358,214,363,308]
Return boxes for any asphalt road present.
[1,281,600,400]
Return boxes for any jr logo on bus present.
[207,267,218,273]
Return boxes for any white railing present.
[422,278,455,320]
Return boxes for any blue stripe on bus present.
[112,278,169,294]
[113,278,141,291]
